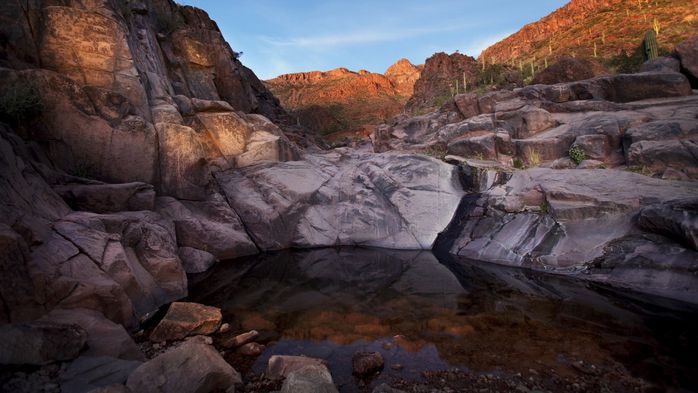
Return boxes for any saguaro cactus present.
[643,30,658,61]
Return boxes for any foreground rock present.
[149,302,222,342]
[126,339,241,393]
[59,356,142,393]
[280,364,338,393]
[265,355,330,380]
[351,351,384,377]
[0,322,88,365]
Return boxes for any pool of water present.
[185,247,698,392]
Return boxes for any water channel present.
[185,247,698,392]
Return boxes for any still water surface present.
[186,247,698,392]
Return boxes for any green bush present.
[513,159,524,169]
[569,144,586,164]
[0,78,45,125]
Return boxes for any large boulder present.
[40,308,145,361]
[126,339,242,393]
[149,302,222,342]
[0,322,88,365]
[59,356,143,393]
[531,58,609,85]
[675,35,698,88]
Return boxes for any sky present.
[181,0,570,80]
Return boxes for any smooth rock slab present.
[126,340,241,393]
[351,351,384,377]
[149,302,222,342]
[59,356,142,393]
[0,322,88,365]
[638,198,698,251]
[280,364,338,393]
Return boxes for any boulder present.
[126,340,241,393]
[531,58,608,85]
[576,159,605,169]
[149,302,222,342]
[59,356,142,393]
[265,355,330,380]
[638,198,698,251]
[351,351,384,377]
[178,246,218,274]
[222,330,259,348]
[53,182,155,214]
[447,133,496,160]
[237,342,265,356]
[190,98,235,112]
[453,93,480,119]
[639,55,681,73]
[0,322,88,365]
[626,139,698,174]
[675,35,698,88]
[373,124,392,153]
[40,308,145,361]
[605,72,692,103]
[280,364,338,393]
[496,107,557,139]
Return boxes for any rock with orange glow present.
[149,302,222,342]
[351,351,384,377]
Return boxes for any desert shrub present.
[0,78,45,125]
[569,144,586,164]
[157,10,184,34]
[513,159,524,169]
[528,148,541,167]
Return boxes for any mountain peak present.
[385,59,419,76]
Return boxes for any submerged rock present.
[351,351,384,377]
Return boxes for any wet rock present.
[149,302,222,342]
[265,355,330,380]
[222,330,259,348]
[126,339,241,393]
[40,308,145,361]
[53,183,155,214]
[351,351,384,377]
[280,364,338,393]
[59,356,142,393]
[531,58,608,85]
[237,342,265,356]
[638,198,698,251]
[0,322,88,365]
[241,316,277,331]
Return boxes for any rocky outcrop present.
[531,58,609,85]
[405,52,480,115]
[264,59,422,133]
[478,0,696,70]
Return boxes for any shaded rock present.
[178,246,217,274]
[222,330,259,348]
[576,159,605,169]
[59,356,142,393]
[626,139,698,174]
[531,58,608,85]
[190,98,235,112]
[149,302,222,342]
[0,322,88,365]
[53,183,155,214]
[155,197,258,261]
[675,35,698,88]
[638,198,698,251]
[605,72,692,103]
[237,342,265,356]
[573,134,610,162]
[40,308,145,361]
[126,340,241,393]
[351,351,384,377]
[639,55,681,73]
[265,355,330,380]
[662,168,690,181]
[373,124,392,153]
[172,95,195,117]
[373,383,406,393]
[280,364,338,393]
[496,107,557,139]
[86,385,133,393]
[454,93,480,119]
[447,133,496,160]
[478,90,517,114]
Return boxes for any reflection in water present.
[186,247,698,392]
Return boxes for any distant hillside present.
[264,59,422,134]
[479,0,698,71]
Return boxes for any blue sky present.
[182,0,569,80]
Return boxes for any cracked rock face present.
[217,149,465,250]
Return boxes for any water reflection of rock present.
[187,248,698,391]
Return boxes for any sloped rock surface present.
[59,356,143,393]
[0,322,88,365]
